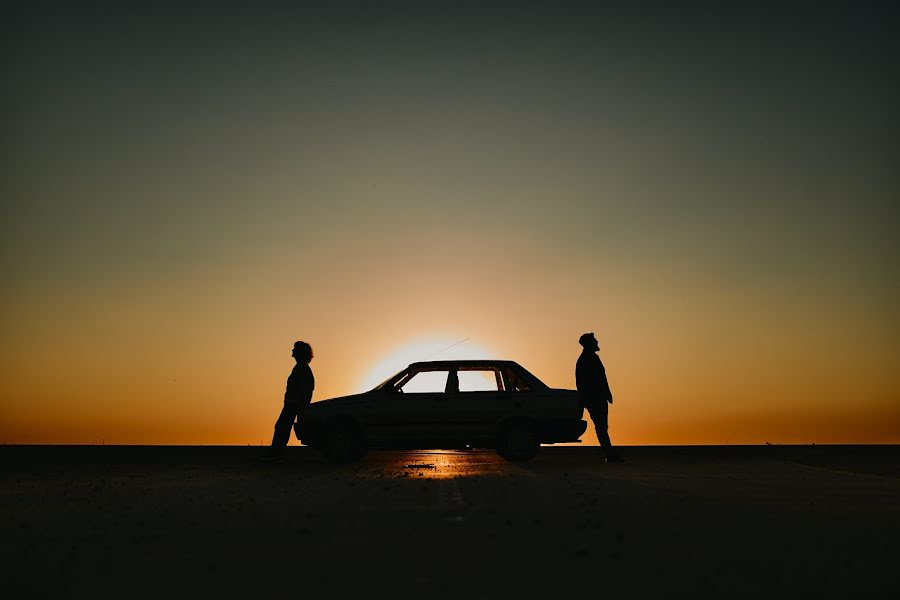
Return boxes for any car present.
[294,359,587,462]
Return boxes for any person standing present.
[259,341,315,461]
[576,332,624,463]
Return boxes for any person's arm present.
[599,362,613,404]
[301,367,315,405]
[575,358,587,394]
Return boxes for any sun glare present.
[358,337,496,392]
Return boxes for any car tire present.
[323,421,366,462]
[497,421,539,461]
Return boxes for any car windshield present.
[373,372,401,391]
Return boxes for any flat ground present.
[2,445,898,599]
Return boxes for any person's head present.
[292,341,313,363]
[579,332,599,352]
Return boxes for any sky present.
[2,1,898,445]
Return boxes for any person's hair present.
[578,332,596,348]
[294,341,313,361]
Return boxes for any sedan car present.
[294,359,587,461]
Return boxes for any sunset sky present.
[2,1,898,445]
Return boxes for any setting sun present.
[357,337,496,393]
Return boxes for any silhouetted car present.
[294,359,587,462]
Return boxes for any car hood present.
[307,392,373,412]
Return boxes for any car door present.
[371,368,453,445]
[443,367,509,441]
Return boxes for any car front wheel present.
[497,422,539,461]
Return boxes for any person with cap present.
[259,341,315,461]
[576,332,624,463]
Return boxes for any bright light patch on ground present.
[358,337,495,392]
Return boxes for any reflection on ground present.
[360,449,509,479]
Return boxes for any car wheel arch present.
[495,416,540,461]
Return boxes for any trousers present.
[270,403,304,455]
[584,402,616,457]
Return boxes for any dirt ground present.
[2,445,898,599]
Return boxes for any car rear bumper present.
[537,419,588,443]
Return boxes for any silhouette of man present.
[576,332,624,463]
[259,341,315,461]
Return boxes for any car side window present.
[398,370,449,393]
[458,369,501,392]
[503,367,531,392]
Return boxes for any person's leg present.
[593,408,611,449]
[268,404,298,457]
[590,405,623,461]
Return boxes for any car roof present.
[407,359,520,368]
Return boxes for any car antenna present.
[423,337,470,360]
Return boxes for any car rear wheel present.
[497,422,539,461]
[323,422,366,462]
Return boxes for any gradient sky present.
[2,1,898,445]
